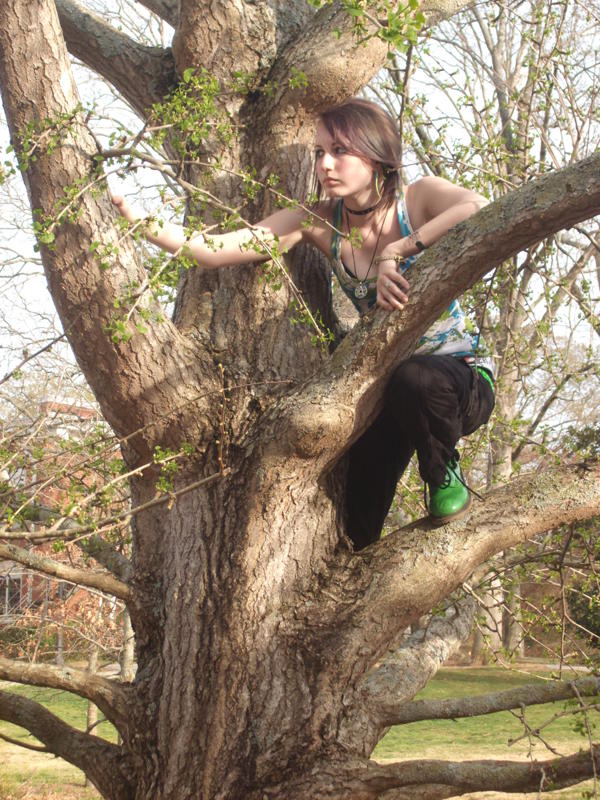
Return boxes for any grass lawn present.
[374,667,599,799]
[1,667,598,799]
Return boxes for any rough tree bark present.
[0,2,599,799]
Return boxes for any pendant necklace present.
[345,204,388,300]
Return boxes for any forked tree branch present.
[259,0,476,127]
[56,0,177,117]
[0,542,132,601]
[0,657,132,733]
[526,233,600,357]
[392,675,600,725]
[0,690,134,800]
[301,462,600,673]
[512,364,595,462]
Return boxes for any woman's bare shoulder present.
[299,200,337,247]
[406,175,486,220]
[304,200,335,226]
[406,175,457,199]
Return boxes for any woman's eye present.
[315,149,324,159]
[334,146,347,155]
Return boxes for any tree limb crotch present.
[56,0,177,117]
[338,598,477,754]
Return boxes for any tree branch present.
[287,746,600,799]
[136,0,179,28]
[338,599,476,753]
[526,233,600,355]
[0,656,131,733]
[0,542,132,601]
[0,731,48,752]
[259,0,476,124]
[357,747,600,795]
[75,533,133,582]
[7,506,133,582]
[570,279,600,339]
[394,675,600,726]
[360,601,475,717]
[56,0,177,118]
[0,1,217,458]
[282,152,600,459]
[512,364,595,462]
[302,462,600,674]
[0,690,134,800]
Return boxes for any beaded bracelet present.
[374,254,407,265]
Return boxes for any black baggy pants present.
[344,355,495,550]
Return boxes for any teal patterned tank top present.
[329,193,493,371]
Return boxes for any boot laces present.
[452,462,484,501]
[424,458,483,510]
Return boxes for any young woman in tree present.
[112,97,494,548]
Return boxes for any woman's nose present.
[320,151,334,170]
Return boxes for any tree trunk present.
[120,610,135,683]
[56,582,65,667]
[2,2,600,799]
[503,583,524,657]
[85,645,99,789]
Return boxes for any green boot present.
[427,458,471,524]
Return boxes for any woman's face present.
[314,121,376,200]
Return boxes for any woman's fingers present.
[384,278,409,303]
[378,287,405,310]
[377,271,410,310]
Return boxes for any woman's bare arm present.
[111,195,309,269]
[376,177,488,310]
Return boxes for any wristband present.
[407,229,426,252]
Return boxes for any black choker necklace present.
[343,199,381,216]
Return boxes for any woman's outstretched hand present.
[376,255,410,311]
[110,193,190,256]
